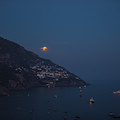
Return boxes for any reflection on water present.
[0,83,120,120]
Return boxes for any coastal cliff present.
[0,36,88,95]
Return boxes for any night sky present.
[0,0,120,83]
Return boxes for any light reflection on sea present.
[0,83,120,120]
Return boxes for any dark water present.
[0,83,120,120]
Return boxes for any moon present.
[42,47,47,51]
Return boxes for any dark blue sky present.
[0,0,120,83]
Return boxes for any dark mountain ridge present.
[0,36,88,95]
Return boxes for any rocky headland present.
[0,36,88,96]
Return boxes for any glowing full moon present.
[42,47,47,51]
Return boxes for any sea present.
[0,82,120,120]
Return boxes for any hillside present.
[0,36,88,95]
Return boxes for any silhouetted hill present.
[0,36,87,95]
